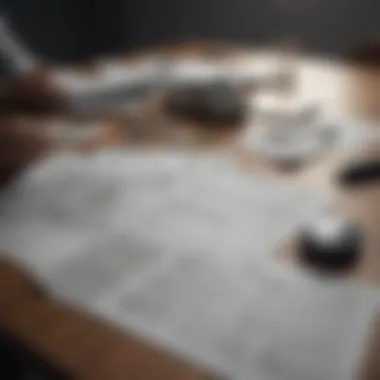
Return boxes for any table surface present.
[1,44,380,380]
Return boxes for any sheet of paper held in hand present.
[0,127,379,380]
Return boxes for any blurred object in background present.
[0,13,152,117]
[0,116,50,186]
[161,41,301,131]
[163,82,248,128]
[0,14,64,116]
[0,13,304,120]
[242,93,337,170]
[346,38,380,122]
[0,69,64,115]
[0,14,37,75]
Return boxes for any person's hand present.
[0,116,50,187]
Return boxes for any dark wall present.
[3,0,379,63]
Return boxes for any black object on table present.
[164,82,247,127]
[338,160,380,188]
[297,216,362,273]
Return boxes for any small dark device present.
[338,160,380,188]
[164,82,248,127]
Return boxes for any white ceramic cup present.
[249,94,331,166]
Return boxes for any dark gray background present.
[2,0,379,63]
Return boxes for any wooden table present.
[1,46,380,380]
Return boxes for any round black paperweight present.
[297,215,362,273]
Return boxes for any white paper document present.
[0,148,378,380]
